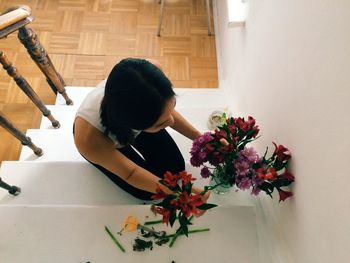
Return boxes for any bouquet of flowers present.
[190,114,295,202]
[151,171,216,240]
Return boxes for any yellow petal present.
[123,215,139,232]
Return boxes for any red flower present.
[251,126,260,138]
[214,129,227,139]
[272,142,291,163]
[257,168,266,180]
[205,143,214,153]
[177,192,204,218]
[234,116,260,138]
[210,151,225,165]
[278,188,293,202]
[257,167,277,180]
[163,171,180,188]
[280,169,295,182]
[265,167,278,180]
[151,185,168,200]
[154,207,171,225]
[179,171,196,185]
[227,124,236,134]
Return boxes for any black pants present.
[76,128,185,200]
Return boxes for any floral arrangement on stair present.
[190,113,295,202]
[143,114,294,249]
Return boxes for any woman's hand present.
[192,186,211,217]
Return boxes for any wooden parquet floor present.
[0,0,218,163]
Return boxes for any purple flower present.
[251,186,261,195]
[202,132,213,142]
[233,158,250,177]
[190,145,200,154]
[190,156,202,167]
[240,147,260,164]
[200,167,211,178]
[236,177,252,190]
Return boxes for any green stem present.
[200,181,229,195]
[105,226,126,253]
[169,215,194,247]
[144,219,163,225]
[166,228,210,238]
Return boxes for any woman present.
[74,58,208,201]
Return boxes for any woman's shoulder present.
[75,83,105,132]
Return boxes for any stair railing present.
[0,5,73,195]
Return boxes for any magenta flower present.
[200,167,211,178]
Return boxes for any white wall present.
[214,0,350,262]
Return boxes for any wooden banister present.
[18,26,73,105]
[0,5,73,105]
[0,5,32,39]
[0,110,43,157]
[0,51,60,128]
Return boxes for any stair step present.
[40,105,78,130]
[0,161,254,206]
[0,205,258,263]
[55,86,93,106]
[0,161,141,206]
[41,104,224,132]
[20,130,193,162]
[20,129,83,161]
[55,86,229,109]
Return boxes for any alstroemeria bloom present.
[278,188,293,202]
[265,167,278,180]
[151,185,168,200]
[272,142,291,163]
[257,167,277,180]
[123,215,139,232]
[154,207,171,225]
[179,171,196,185]
[177,192,204,217]
[163,171,181,188]
[280,169,295,182]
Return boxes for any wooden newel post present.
[0,110,43,157]
[0,177,21,196]
[0,51,60,128]
[18,26,73,105]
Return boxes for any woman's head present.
[100,58,176,145]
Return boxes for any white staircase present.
[0,87,261,262]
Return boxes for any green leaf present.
[173,184,182,192]
[197,203,218,210]
[169,210,177,227]
[184,182,192,194]
[272,179,293,188]
[179,214,189,237]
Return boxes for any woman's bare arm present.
[170,109,202,140]
[74,117,172,194]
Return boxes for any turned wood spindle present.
[0,177,21,196]
[0,110,43,156]
[0,51,60,128]
[18,26,73,105]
